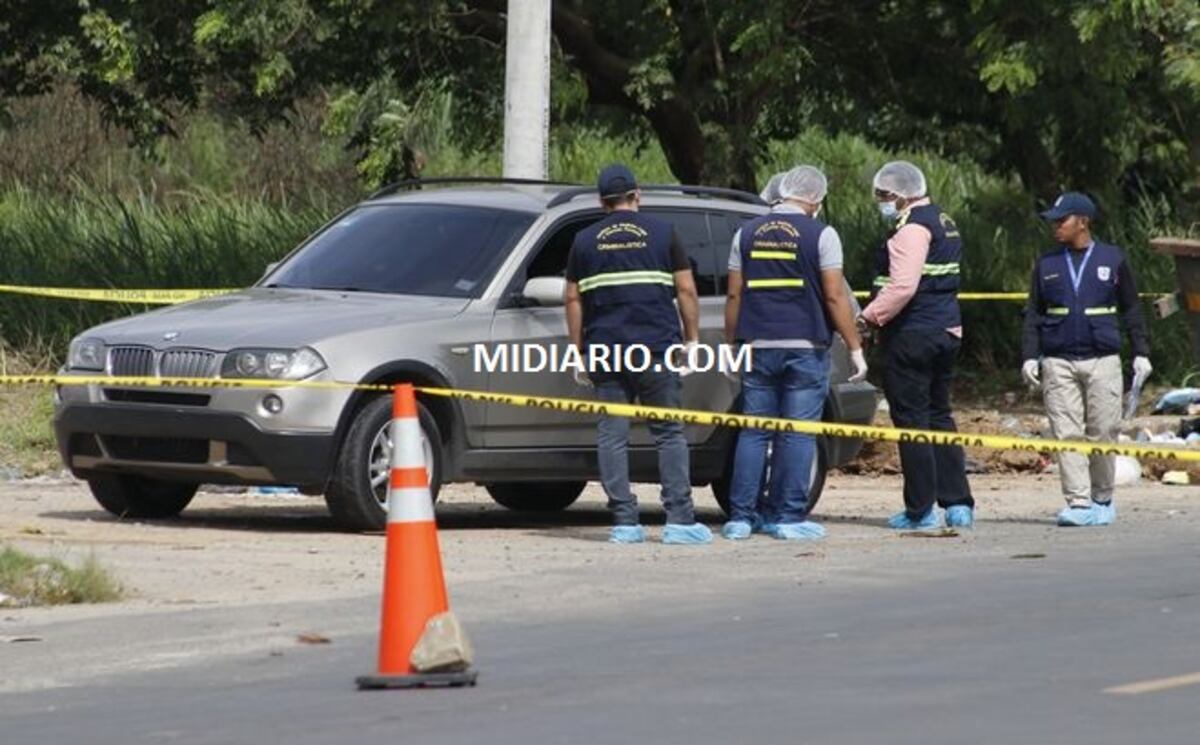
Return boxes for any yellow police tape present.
[0,285,235,304]
[0,284,1170,304]
[850,290,1169,301]
[3,373,1197,464]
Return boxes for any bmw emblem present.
[163,331,180,341]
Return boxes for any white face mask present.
[878,200,899,220]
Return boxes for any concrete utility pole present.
[502,0,551,180]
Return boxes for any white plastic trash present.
[1113,456,1141,487]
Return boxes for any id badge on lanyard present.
[1065,245,1093,294]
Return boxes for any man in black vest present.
[564,164,711,545]
[860,161,974,531]
[723,165,867,541]
[1021,192,1152,527]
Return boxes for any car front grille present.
[160,349,217,378]
[106,346,218,379]
[108,346,155,376]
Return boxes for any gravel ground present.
[2,471,1195,614]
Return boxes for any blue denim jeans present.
[594,368,695,526]
[730,347,829,524]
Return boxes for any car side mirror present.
[259,262,279,282]
[522,277,566,307]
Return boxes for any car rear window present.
[265,204,535,298]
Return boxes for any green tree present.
[1,0,1196,206]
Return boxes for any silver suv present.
[54,180,877,531]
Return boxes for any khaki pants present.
[1041,356,1122,506]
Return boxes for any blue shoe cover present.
[662,523,713,545]
[773,521,826,540]
[1059,502,1116,527]
[945,505,974,528]
[721,520,752,540]
[610,525,646,543]
[756,522,780,537]
[1057,505,1099,527]
[887,509,941,530]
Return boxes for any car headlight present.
[220,347,326,380]
[67,337,106,371]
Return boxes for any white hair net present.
[759,172,785,204]
[777,165,828,203]
[872,160,927,199]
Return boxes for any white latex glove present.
[571,367,592,387]
[1132,356,1153,386]
[847,348,868,383]
[676,340,700,378]
[722,369,740,385]
[1021,359,1041,387]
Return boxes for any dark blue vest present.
[734,212,831,344]
[872,203,962,332]
[1035,241,1123,359]
[572,211,680,352]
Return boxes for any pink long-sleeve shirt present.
[861,198,962,337]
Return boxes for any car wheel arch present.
[331,360,467,474]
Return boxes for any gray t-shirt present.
[728,204,843,348]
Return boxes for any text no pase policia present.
[421,387,1199,464]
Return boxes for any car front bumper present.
[54,401,337,488]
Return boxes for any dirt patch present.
[837,406,1047,476]
[837,406,1197,481]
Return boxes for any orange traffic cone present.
[356,384,477,689]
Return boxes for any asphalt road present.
[3,497,1199,745]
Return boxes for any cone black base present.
[356,669,478,690]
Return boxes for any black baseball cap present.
[597,163,638,198]
[1040,192,1097,221]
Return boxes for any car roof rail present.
[545,183,766,209]
[368,177,579,199]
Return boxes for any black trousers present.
[882,329,974,518]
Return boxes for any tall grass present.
[0,186,332,352]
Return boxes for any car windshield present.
[265,204,535,298]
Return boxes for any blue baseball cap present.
[597,163,638,198]
[1040,192,1097,221]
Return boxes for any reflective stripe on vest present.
[923,262,960,276]
[747,278,806,289]
[749,250,797,260]
[577,270,674,293]
[872,262,960,287]
[1046,305,1117,317]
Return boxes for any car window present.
[526,216,601,280]
[645,210,720,296]
[711,213,751,295]
[266,204,535,298]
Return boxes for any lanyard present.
[1064,244,1094,295]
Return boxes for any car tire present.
[325,394,442,533]
[485,481,586,511]
[710,436,829,518]
[87,474,197,519]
